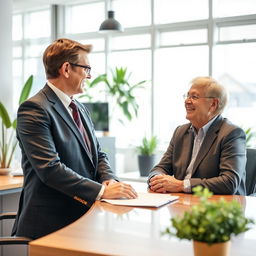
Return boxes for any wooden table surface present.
[0,175,23,191]
[29,182,256,256]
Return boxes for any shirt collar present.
[47,81,72,109]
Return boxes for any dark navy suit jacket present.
[12,84,117,239]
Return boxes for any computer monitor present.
[82,102,109,132]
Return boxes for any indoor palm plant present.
[79,67,147,122]
[164,186,254,256]
[137,136,158,176]
[0,75,33,172]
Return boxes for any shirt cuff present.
[183,179,191,193]
[96,185,105,200]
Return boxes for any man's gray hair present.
[191,76,228,114]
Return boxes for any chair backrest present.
[245,148,256,196]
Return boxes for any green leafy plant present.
[244,127,256,147]
[0,75,33,168]
[137,136,158,156]
[163,186,254,245]
[79,67,147,121]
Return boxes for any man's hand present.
[102,182,138,199]
[149,174,183,193]
[102,179,118,186]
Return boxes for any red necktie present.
[69,100,91,152]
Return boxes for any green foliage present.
[137,136,158,156]
[244,127,256,147]
[0,75,33,168]
[163,186,254,245]
[80,67,147,121]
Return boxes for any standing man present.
[148,76,246,195]
[12,38,137,239]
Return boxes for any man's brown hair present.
[43,38,92,79]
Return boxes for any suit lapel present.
[42,85,95,167]
[191,115,223,176]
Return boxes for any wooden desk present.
[29,182,256,256]
[0,175,23,195]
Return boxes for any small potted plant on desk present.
[137,136,158,177]
[163,186,254,256]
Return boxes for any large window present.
[13,0,256,151]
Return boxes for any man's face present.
[69,52,91,95]
[184,84,216,130]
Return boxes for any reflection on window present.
[160,29,208,46]
[112,34,151,50]
[213,43,256,134]
[65,2,104,33]
[13,15,22,41]
[113,0,151,28]
[154,0,208,24]
[213,0,256,17]
[154,46,208,145]
[24,10,50,39]
[219,25,256,42]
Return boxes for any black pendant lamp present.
[99,10,123,33]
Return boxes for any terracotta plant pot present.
[0,168,12,175]
[193,240,231,256]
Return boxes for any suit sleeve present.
[190,127,246,194]
[17,100,103,207]
[147,127,179,182]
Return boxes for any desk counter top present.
[0,175,23,191]
[30,182,256,256]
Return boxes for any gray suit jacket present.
[149,115,246,195]
[12,84,118,239]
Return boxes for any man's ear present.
[210,98,219,113]
[59,62,70,78]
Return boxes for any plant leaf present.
[0,102,12,128]
[19,75,33,104]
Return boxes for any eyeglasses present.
[69,62,91,76]
[183,94,215,101]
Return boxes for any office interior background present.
[6,0,256,173]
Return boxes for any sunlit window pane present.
[113,0,151,28]
[13,14,22,41]
[80,38,105,52]
[24,10,50,39]
[13,59,22,77]
[213,0,256,18]
[154,46,208,146]
[13,46,22,58]
[24,58,46,95]
[25,43,49,58]
[154,0,208,24]
[108,50,151,148]
[112,34,150,50]
[160,29,207,46]
[219,25,256,42]
[65,3,104,33]
[213,43,256,140]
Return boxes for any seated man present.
[148,76,246,195]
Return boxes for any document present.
[101,192,179,208]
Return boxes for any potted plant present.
[137,136,158,177]
[79,67,147,122]
[0,75,33,174]
[163,186,254,256]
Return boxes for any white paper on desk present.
[101,192,179,208]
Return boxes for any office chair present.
[245,148,256,196]
[0,212,31,245]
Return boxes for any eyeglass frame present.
[69,62,91,76]
[183,93,216,101]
